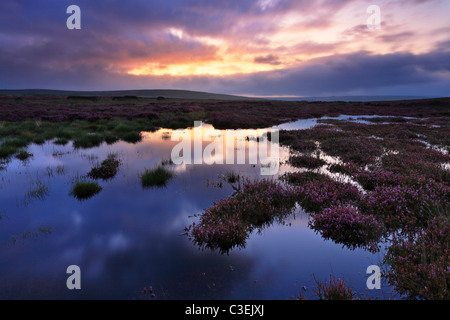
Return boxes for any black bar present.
[1,300,446,319]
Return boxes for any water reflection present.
[271,114,415,130]
[0,122,390,299]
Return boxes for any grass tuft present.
[24,179,49,205]
[69,178,103,200]
[140,166,174,188]
[73,133,104,149]
[223,171,240,184]
[15,150,33,161]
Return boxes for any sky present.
[0,0,449,97]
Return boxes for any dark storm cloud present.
[243,51,450,96]
[254,54,281,65]
[378,31,415,43]
[202,50,450,96]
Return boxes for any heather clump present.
[354,169,418,191]
[237,179,297,225]
[358,179,449,231]
[293,177,362,213]
[320,135,384,166]
[381,149,450,184]
[185,179,297,254]
[384,213,450,300]
[309,206,385,253]
[312,274,356,300]
[185,199,249,254]
[328,161,361,176]
[87,153,122,180]
[288,154,326,169]
[280,171,331,186]
[278,130,318,153]
[280,171,362,213]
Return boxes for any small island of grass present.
[140,166,174,188]
[69,178,103,200]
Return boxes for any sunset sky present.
[1,0,449,97]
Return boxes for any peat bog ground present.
[0,94,449,300]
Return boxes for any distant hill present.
[0,89,258,101]
[275,95,439,102]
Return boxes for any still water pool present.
[0,119,394,299]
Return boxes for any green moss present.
[104,133,119,145]
[2,137,30,149]
[0,144,18,159]
[119,131,142,143]
[113,123,134,133]
[0,119,158,152]
[54,137,69,146]
[32,135,47,145]
[73,133,104,149]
